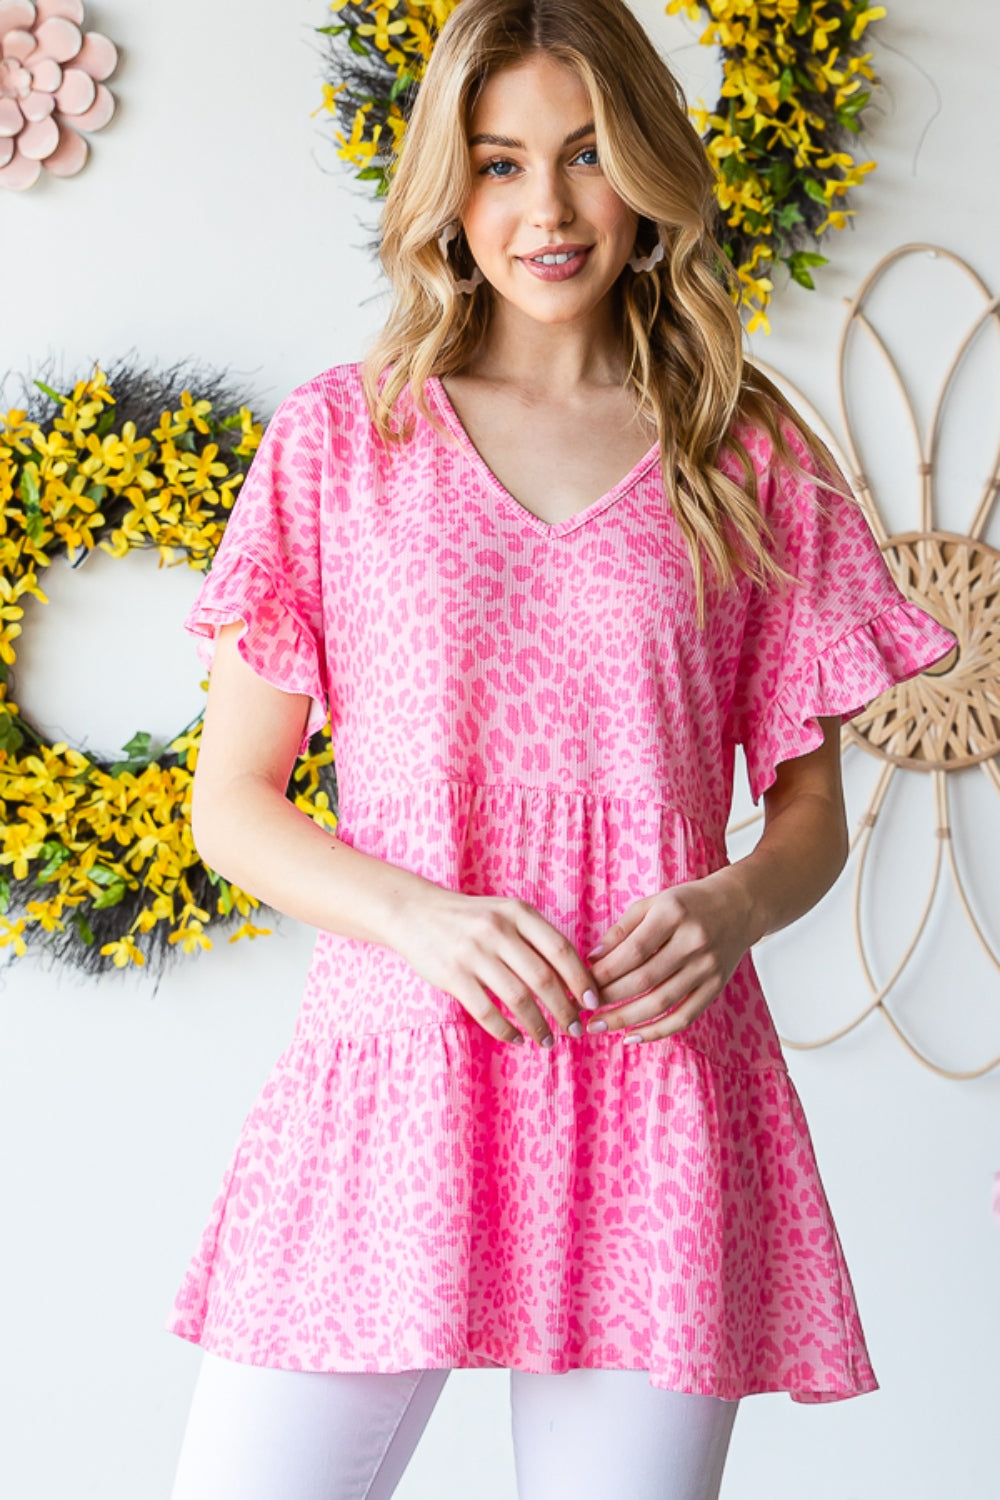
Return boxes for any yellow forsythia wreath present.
[0,362,338,976]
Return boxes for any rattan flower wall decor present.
[0,0,118,190]
[730,244,1000,1081]
[0,361,338,977]
[314,0,884,333]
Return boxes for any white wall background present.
[1,2,998,1496]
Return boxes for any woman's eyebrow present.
[467,121,596,149]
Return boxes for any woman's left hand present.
[584,871,758,1044]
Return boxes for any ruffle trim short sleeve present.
[730,414,958,805]
[183,387,331,759]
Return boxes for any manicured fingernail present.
[587,944,604,959]
[568,1020,584,1038]
[622,1033,643,1045]
[582,989,600,1010]
[540,1034,555,1048]
[588,1018,607,1034]
[510,1033,525,1044]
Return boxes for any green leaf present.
[774,201,806,230]
[74,911,95,946]
[0,711,25,755]
[784,251,829,290]
[85,483,107,503]
[33,379,69,404]
[108,758,146,776]
[24,513,45,546]
[356,165,385,182]
[761,159,793,198]
[719,154,749,185]
[19,461,40,511]
[389,71,416,102]
[778,67,794,105]
[107,732,158,780]
[96,408,116,437]
[93,881,127,910]
[34,841,72,884]
[793,4,811,31]
[802,176,829,203]
[347,31,368,57]
[838,90,871,117]
[315,23,347,35]
[218,880,233,916]
[0,874,9,915]
[121,730,153,759]
[89,864,122,888]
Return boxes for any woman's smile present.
[518,244,594,281]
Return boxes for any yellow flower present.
[234,407,262,455]
[851,6,886,41]
[178,392,212,435]
[815,207,855,232]
[358,7,408,58]
[811,11,840,52]
[1,807,48,879]
[744,305,772,337]
[0,916,28,956]
[53,510,104,554]
[100,935,147,968]
[228,919,273,943]
[178,443,230,493]
[167,921,213,954]
[24,898,66,933]
[314,80,347,119]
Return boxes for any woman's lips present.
[518,246,594,282]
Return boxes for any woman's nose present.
[526,167,573,229]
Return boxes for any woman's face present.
[460,53,639,325]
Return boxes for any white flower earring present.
[628,224,668,274]
[438,220,484,294]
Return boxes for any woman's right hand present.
[387,886,601,1048]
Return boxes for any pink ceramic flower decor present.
[0,0,117,190]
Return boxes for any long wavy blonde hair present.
[362,0,856,626]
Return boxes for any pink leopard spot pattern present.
[166,363,956,1401]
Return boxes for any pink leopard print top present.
[166,362,955,1402]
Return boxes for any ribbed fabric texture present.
[166,363,957,1402]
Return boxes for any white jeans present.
[169,1351,740,1500]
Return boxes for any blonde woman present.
[166,2,955,1496]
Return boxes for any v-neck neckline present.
[428,374,661,539]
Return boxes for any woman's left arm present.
[585,715,849,1042]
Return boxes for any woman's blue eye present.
[478,147,599,178]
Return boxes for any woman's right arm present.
[190,623,594,1046]
[191,623,430,947]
